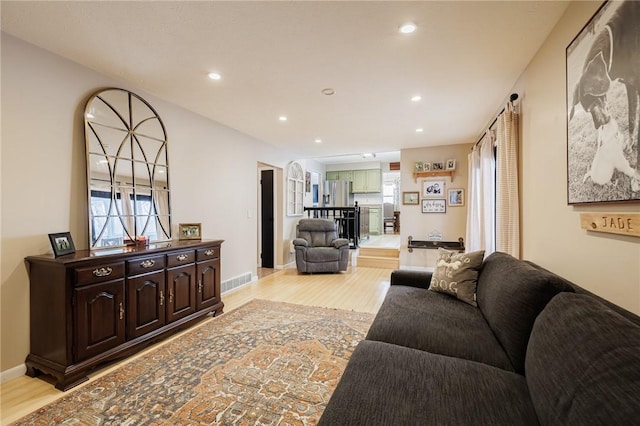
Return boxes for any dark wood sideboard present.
[24,239,224,391]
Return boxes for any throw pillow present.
[429,248,485,306]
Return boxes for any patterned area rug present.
[13,300,374,425]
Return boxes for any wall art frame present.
[48,232,76,257]
[448,188,465,207]
[422,198,446,213]
[422,179,445,198]
[566,0,640,204]
[402,191,420,205]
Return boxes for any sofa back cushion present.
[476,252,574,373]
[526,293,640,425]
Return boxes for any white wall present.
[517,1,640,313]
[0,34,297,372]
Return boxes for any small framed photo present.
[448,189,465,207]
[422,179,445,197]
[432,161,445,171]
[179,223,202,240]
[446,159,456,170]
[414,162,424,172]
[423,162,432,172]
[48,232,76,257]
[402,191,420,205]
[422,199,446,213]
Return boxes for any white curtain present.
[496,102,520,257]
[466,131,496,254]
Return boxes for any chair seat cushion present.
[365,285,514,371]
[305,246,341,263]
[318,340,538,426]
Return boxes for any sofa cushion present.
[476,252,574,374]
[318,340,538,426]
[366,285,514,371]
[526,293,640,425]
[429,248,484,306]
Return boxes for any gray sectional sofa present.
[318,252,640,425]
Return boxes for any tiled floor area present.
[358,234,401,249]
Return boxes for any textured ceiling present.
[1,1,570,163]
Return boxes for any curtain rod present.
[472,93,519,149]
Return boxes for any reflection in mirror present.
[85,88,171,248]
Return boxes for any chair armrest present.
[390,269,433,289]
[332,238,350,249]
[293,238,308,247]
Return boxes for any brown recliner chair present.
[293,219,350,273]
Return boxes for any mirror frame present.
[84,88,172,249]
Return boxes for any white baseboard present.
[1,363,26,384]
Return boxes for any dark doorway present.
[260,169,274,268]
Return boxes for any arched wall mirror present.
[84,88,172,249]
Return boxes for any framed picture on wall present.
[448,188,464,206]
[402,191,419,205]
[432,161,445,171]
[422,199,446,213]
[422,180,445,197]
[446,159,456,170]
[423,162,432,172]
[566,0,640,204]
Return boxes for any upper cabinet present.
[326,170,354,182]
[352,169,381,193]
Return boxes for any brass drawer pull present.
[204,249,215,256]
[159,290,164,306]
[169,289,174,303]
[198,280,203,293]
[119,302,124,320]
[93,267,113,277]
[176,254,188,261]
[140,259,155,268]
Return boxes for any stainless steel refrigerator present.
[322,180,353,207]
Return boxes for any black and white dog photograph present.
[567,0,640,204]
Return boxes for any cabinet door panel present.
[74,279,125,361]
[127,271,166,339]
[197,259,220,310]
[166,264,196,322]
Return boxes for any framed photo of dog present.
[566,0,640,204]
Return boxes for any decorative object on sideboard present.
[179,223,202,240]
[48,232,76,257]
[422,198,446,213]
[566,0,640,204]
[448,188,465,207]
[84,88,172,249]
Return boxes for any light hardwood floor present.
[1,264,393,425]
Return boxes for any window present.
[287,161,304,216]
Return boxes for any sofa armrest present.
[293,238,308,247]
[390,269,433,289]
[332,238,350,249]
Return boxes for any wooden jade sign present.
[580,213,640,238]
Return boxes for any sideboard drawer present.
[75,262,125,286]
[126,255,166,276]
[166,250,195,267]
[197,247,220,261]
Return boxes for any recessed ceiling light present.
[416,128,424,133]
[208,72,222,80]
[411,95,422,102]
[321,88,335,96]
[279,116,288,122]
[399,22,417,34]
[362,153,376,159]
[315,139,322,143]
